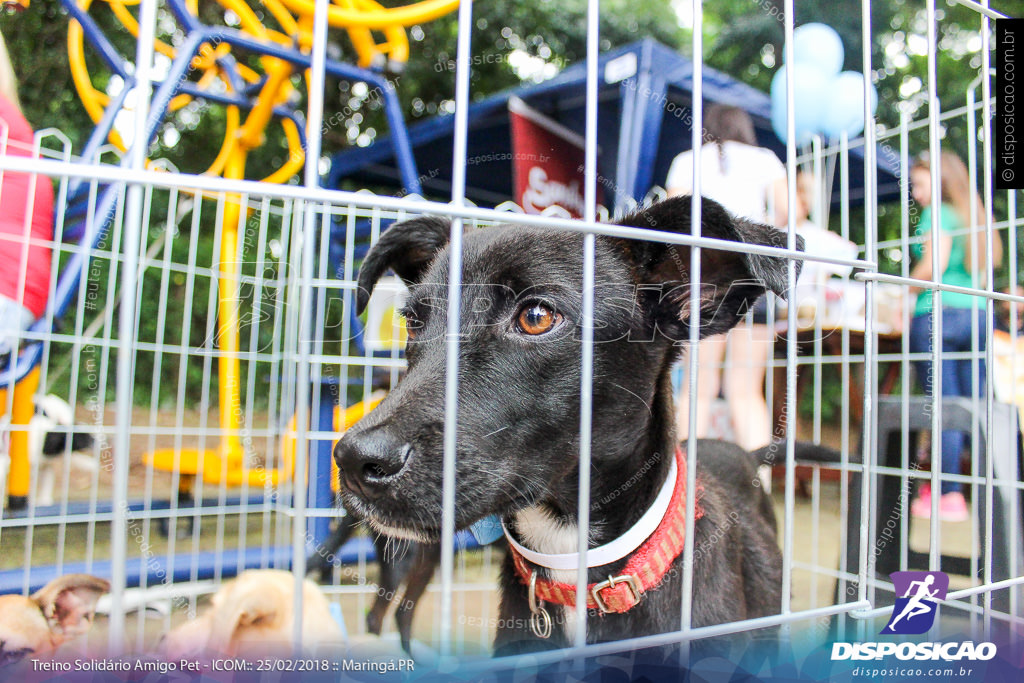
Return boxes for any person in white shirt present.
[790,171,858,320]
[668,104,787,453]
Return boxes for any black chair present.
[841,396,1022,620]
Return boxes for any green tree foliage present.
[2,0,98,148]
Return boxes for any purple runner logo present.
[881,571,949,635]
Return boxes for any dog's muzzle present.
[333,427,412,500]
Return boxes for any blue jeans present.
[909,307,988,494]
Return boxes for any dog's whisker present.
[609,381,654,416]
[501,476,546,509]
[482,425,510,439]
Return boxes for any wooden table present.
[770,325,905,431]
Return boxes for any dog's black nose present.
[334,428,411,500]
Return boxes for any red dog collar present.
[510,447,703,614]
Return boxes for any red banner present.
[509,97,600,218]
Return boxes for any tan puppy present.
[162,569,345,659]
[0,574,110,667]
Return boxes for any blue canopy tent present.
[327,38,901,212]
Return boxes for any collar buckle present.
[590,574,642,613]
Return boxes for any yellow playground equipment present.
[3,0,454,504]
[0,368,40,508]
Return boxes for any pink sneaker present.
[939,492,969,523]
[911,483,933,519]
[911,487,969,522]
[917,485,933,518]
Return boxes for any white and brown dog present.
[0,574,110,669]
[162,569,347,659]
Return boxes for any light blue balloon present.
[771,95,811,146]
[788,22,845,76]
[822,71,879,139]
[770,63,830,145]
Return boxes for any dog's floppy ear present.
[207,580,280,654]
[611,195,802,340]
[356,216,452,314]
[31,574,110,640]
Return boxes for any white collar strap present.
[502,455,678,571]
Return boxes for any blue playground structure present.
[0,0,432,594]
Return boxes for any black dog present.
[307,510,438,653]
[334,195,798,655]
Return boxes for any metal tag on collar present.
[528,571,553,639]
[469,514,504,545]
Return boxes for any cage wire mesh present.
[0,0,1021,675]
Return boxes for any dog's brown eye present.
[517,303,560,336]
[403,313,422,341]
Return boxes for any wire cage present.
[0,0,1021,678]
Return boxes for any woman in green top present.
[907,151,1002,522]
